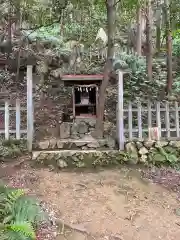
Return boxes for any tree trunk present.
[156,2,161,55]
[7,3,12,52]
[156,25,161,54]
[136,4,142,56]
[6,0,12,71]
[166,30,173,94]
[16,6,22,92]
[60,9,64,38]
[15,0,21,33]
[164,0,173,94]
[95,0,115,138]
[146,0,153,80]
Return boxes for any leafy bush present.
[148,146,179,167]
[112,52,164,100]
[172,29,180,56]
[23,24,64,47]
[0,139,27,160]
[0,184,45,240]
[173,38,180,56]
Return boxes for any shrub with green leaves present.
[0,184,46,240]
[0,139,27,160]
[23,24,64,47]
[112,52,164,100]
[172,29,180,57]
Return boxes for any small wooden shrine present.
[62,75,103,118]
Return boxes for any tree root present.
[56,219,90,235]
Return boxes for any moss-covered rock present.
[33,150,130,169]
[125,142,139,164]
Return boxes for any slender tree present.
[136,3,143,55]
[7,0,12,55]
[146,0,153,80]
[95,0,115,138]
[155,0,162,55]
[164,0,173,94]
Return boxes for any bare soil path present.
[1,162,180,240]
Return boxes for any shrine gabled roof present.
[62,74,103,81]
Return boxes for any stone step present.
[33,149,118,156]
[32,150,121,169]
[35,137,116,150]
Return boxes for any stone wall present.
[125,140,180,165]
[33,140,180,169]
[59,119,95,139]
[32,118,117,150]
[59,118,116,139]
[33,150,125,169]
[34,110,117,149]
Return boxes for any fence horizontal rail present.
[123,137,180,142]
[123,107,180,112]
[124,128,178,133]
[0,107,26,111]
[0,130,27,134]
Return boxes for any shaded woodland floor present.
[1,160,180,240]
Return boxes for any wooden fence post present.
[137,101,142,139]
[165,101,170,138]
[27,65,33,151]
[16,98,20,140]
[4,99,9,140]
[117,70,124,150]
[175,102,180,138]
[156,101,161,139]
[128,101,132,140]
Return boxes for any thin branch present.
[114,0,121,6]
[20,17,61,31]
[20,12,64,31]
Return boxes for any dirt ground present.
[1,162,180,240]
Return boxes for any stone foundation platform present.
[32,150,123,168]
[35,135,116,150]
[32,140,180,169]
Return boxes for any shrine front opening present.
[62,74,103,119]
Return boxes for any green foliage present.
[0,222,36,240]
[113,52,163,100]
[0,139,27,160]
[172,29,180,56]
[158,146,178,165]
[149,146,178,167]
[23,3,106,46]
[115,52,146,73]
[112,50,180,100]
[23,24,64,46]
[0,184,45,240]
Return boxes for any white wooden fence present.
[123,101,180,139]
[0,65,33,151]
[116,70,180,150]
